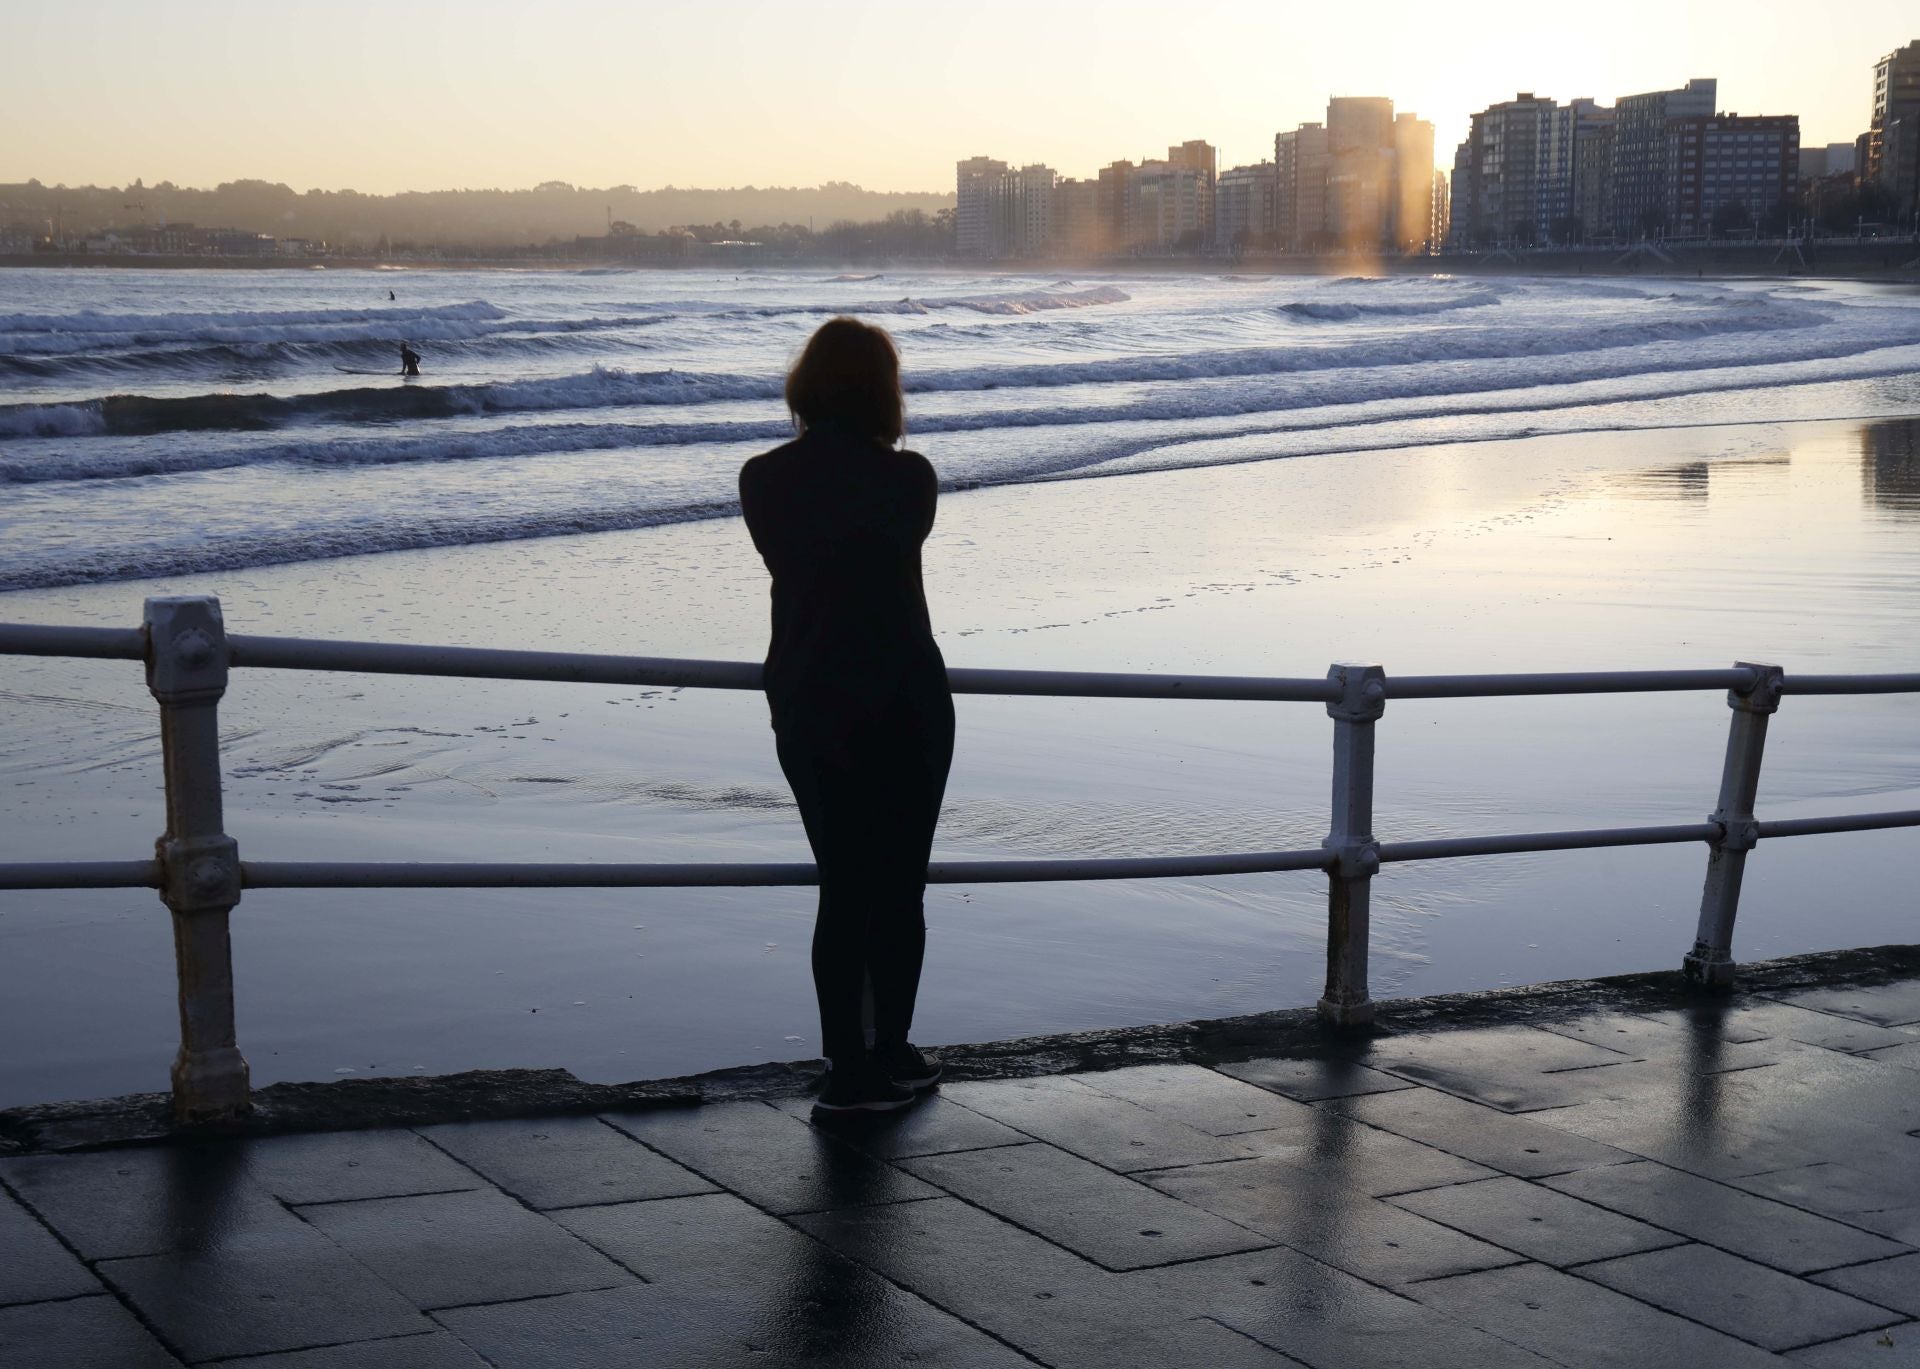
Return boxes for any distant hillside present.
[0,179,956,248]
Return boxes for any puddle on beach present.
[2,413,1918,1106]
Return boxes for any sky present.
[9,0,1913,195]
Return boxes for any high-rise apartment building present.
[1392,113,1436,250]
[1430,168,1451,249]
[1052,177,1103,256]
[1612,78,1716,238]
[1098,160,1136,252]
[1870,41,1920,219]
[1665,114,1799,235]
[1448,93,1556,247]
[1166,140,1218,238]
[1325,97,1396,250]
[955,156,1011,257]
[1544,99,1615,242]
[955,157,1056,258]
[1214,161,1278,248]
[1014,164,1056,255]
[1274,122,1330,250]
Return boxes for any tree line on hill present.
[0,178,956,251]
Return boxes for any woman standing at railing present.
[739,317,954,1116]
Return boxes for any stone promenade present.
[3,959,1920,1367]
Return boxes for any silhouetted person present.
[739,317,953,1116]
[388,289,396,300]
[398,343,421,377]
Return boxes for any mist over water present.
[2,267,1919,1105]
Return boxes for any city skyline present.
[8,0,1917,196]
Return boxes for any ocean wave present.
[1280,290,1504,321]
[12,331,1919,485]
[0,298,1847,441]
[0,365,778,438]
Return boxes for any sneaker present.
[811,1062,916,1116]
[876,1040,943,1091]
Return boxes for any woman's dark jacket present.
[738,427,949,756]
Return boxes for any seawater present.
[2,267,1919,1106]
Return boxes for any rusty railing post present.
[1319,662,1385,1027]
[1683,661,1784,990]
[145,595,250,1121]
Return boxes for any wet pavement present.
[3,974,1920,1367]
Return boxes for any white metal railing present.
[3,595,1918,1124]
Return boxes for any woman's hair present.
[784,317,905,445]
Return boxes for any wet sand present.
[1,413,1917,1105]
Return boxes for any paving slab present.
[1142,1244,1557,1369]
[1060,1316,1307,1369]
[1236,1109,1499,1195]
[1217,1056,1413,1102]
[1326,1084,1635,1177]
[1643,1000,1920,1053]
[1068,1064,1322,1136]
[1769,981,1920,1029]
[771,1094,1028,1159]
[0,1145,296,1259]
[220,1331,490,1368]
[298,1187,632,1310]
[901,1142,1272,1271]
[1535,1011,1726,1055]
[1863,1040,1920,1071]
[940,1076,1256,1171]
[1731,1160,1920,1243]
[557,1191,878,1293]
[417,1116,713,1210]
[1387,1175,1685,1267]
[1144,1155,1519,1285]
[1579,1242,1901,1350]
[1411,1261,1786,1367]
[1788,1324,1920,1365]
[1361,1026,1642,1112]
[235,1129,483,1206]
[600,1102,936,1214]
[794,1196,1184,1363]
[1544,1160,1911,1273]
[98,1220,430,1362]
[0,1295,182,1369]
[0,1186,98,1306]
[1526,1087,1828,1181]
[434,1278,1035,1369]
[1810,1253,1920,1316]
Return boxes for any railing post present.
[1683,661,1784,990]
[1319,663,1385,1028]
[144,595,250,1122]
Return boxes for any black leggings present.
[776,691,954,1068]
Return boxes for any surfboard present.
[333,366,395,376]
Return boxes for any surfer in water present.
[388,289,396,300]
[399,343,421,378]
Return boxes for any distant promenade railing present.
[3,595,1918,1124]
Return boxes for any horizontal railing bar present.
[1754,810,1920,838]
[0,860,160,890]
[1385,670,1758,699]
[1781,674,1920,695]
[231,635,764,690]
[0,624,147,661]
[226,633,1341,702]
[7,623,1918,704]
[238,848,1336,889]
[1378,822,1722,862]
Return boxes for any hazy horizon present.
[10,0,1913,196]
